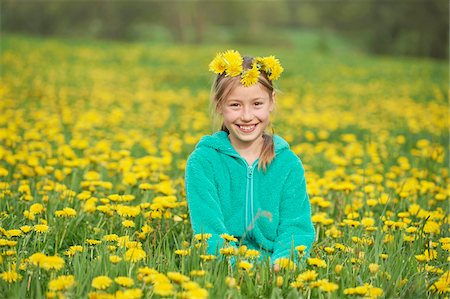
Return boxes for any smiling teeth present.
[239,125,255,131]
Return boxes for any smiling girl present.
[185,50,315,269]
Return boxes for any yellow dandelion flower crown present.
[208,49,284,87]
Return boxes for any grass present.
[0,32,448,298]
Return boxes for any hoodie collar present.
[196,130,290,158]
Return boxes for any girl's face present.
[219,82,274,149]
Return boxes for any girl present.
[185,50,315,268]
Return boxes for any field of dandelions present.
[0,34,448,298]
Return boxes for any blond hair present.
[209,56,276,172]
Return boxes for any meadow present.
[0,34,448,298]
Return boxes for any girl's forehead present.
[227,83,270,100]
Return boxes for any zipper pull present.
[247,166,253,178]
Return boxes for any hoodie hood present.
[196,130,289,158]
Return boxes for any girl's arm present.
[272,159,315,264]
[185,150,237,256]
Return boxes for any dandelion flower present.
[175,249,191,256]
[153,282,174,296]
[167,272,189,284]
[244,249,260,259]
[122,220,135,228]
[91,275,112,290]
[48,275,75,291]
[241,65,260,87]
[225,277,236,288]
[34,224,49,233]
[115,288,143,299]
[307,257,327,268]
[319,281,339,293]
[115,276,134,287]
[222,50,243,77]
[41,255,65,271]
[220,233,237,242]
[0,270,22,283]
[238,261,253,271]
[110,255,122,264]
[125,247,146,263]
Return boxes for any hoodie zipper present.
[244,160,258,236]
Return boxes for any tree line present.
[1,0,448,59]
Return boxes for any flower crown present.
[208,50,284,87]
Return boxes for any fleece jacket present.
[185,130,315,264]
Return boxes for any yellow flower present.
[209,53,227,74]
[0,270,22,283]
[139,183,152,191]
[295,245,307,253]
[220,233,237,242]
[114,276,134,287]
[122,220,135,228]
[7,229,22,237]
[240,64,260,87]
[30,203,44,214]
[153,282,174,296]
[55,207,77,218]
[361,217,375,227]
[115,288,143,299]
[335,264,343,274]
[102,234,119,242]
[296,270,318,282]
[258,56,284,81]
[307,257,327,268]
[124,247,146,262]
[48,275,75,291]
[167,272,190,284]
[222,50,243,77]
[276,276,284,287]
[324,247,335,254]
[91,275,112,290]
[110,255,122,263]
[369,263,380,274]
[429,271,450,294]
[175,249,191,256]
[41,255,65,271]
[183,287,209,299]
[319,281,339,293]
[238,261,253,271]
[20,225,32,233]
[195,233,212,242]
[65,245,83,256]
[190,270,206,277]
[34,224,49,233]
[244,249,260,259]
[220,246,236,256]
[86,239,101,246]
[225,276,236,288]
[199,255,216,261]
[116,205,141,218]
[29,252,47,267]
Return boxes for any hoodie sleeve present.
[185,149,237,256]
[271,158,315,264]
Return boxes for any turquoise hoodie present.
[185,131,315,264]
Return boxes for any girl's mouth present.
[236,124,257,133]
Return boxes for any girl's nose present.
[240,107,253,122]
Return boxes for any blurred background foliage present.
[1,0,448,60]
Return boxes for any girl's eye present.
[230,103,239,107]
[254,102,263,106]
